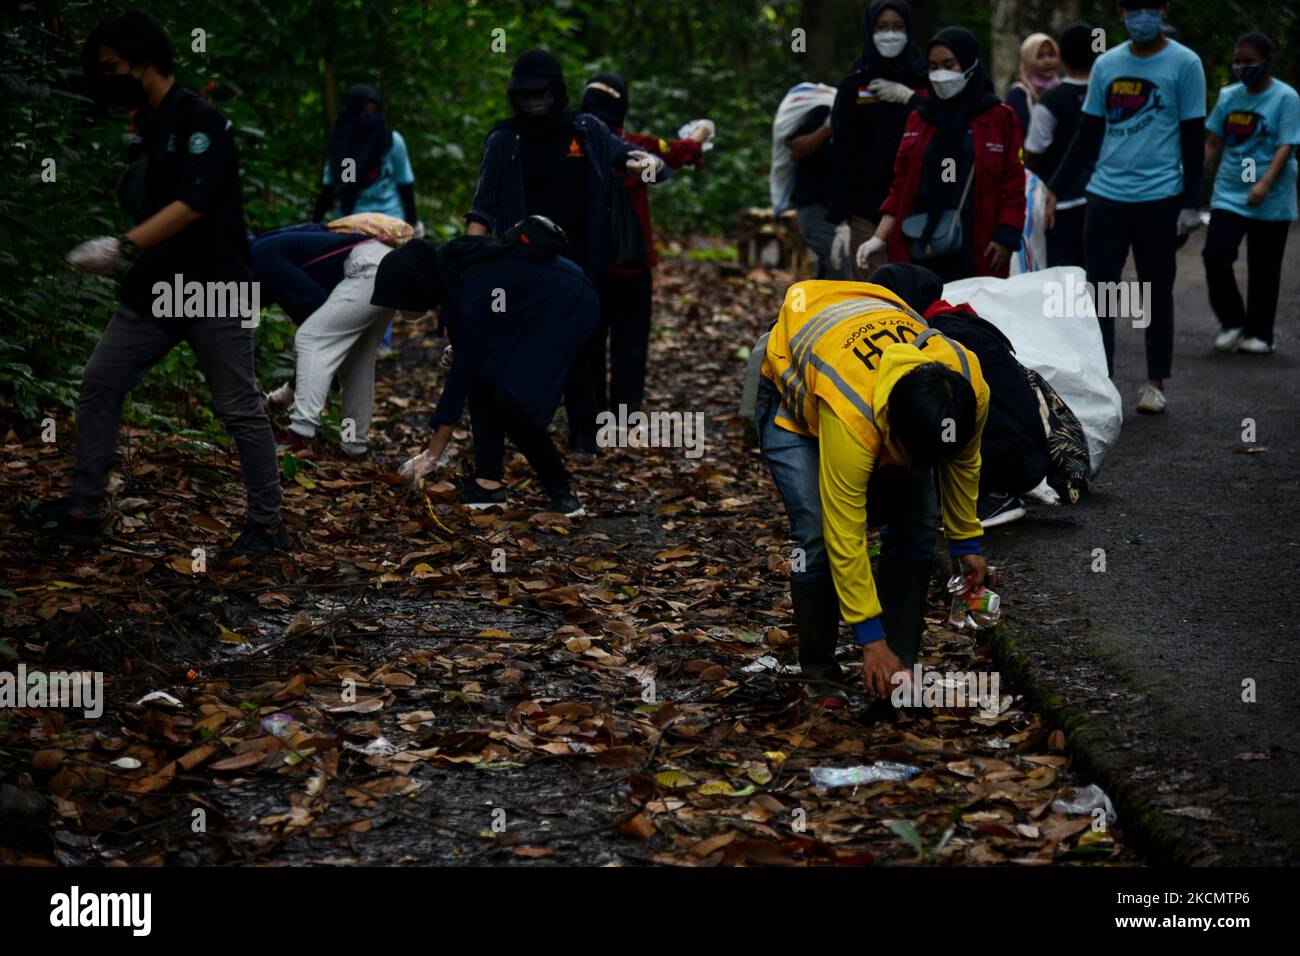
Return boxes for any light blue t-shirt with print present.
[1208,79,1300,221]
[321,130,415,220]
[1082,39,1206,203]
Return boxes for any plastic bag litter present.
[770,82,837,214]
[740,655,801,675]
[811,762,921,789]
[344,736,402,757]
[134,691,183,708]
[941,266,1123,476]
[1052,783,1118,824]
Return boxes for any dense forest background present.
[3,0,1298,427]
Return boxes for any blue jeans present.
[755,378,938,583]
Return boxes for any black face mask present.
[1234,62,1267,87]
[101,72,149,110]
[514,90,555,117]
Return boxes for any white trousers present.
[288,240,393,453]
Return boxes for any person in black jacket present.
[376,219,598,518]
[1024,23,1099,268]
[465,50,662,457]
[45,11,286,558]
[869,264,1048,528]
[826,0,928,278]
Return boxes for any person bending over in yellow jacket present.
[750,269,990,707]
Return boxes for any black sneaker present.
[977,493,1026,529]
[546,492,585,518]
[458,482,508,510]
[30,497,101,548]
[228,518,293,558]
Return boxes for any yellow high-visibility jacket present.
[762,280,990,643]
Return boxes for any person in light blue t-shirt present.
[1043,1,1207,418]
[312,84,417,224]
[1202,32,1299,355]
[312,84,419,353]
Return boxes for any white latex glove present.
[626,149,666,181]
[830,222,852,270]
[679,118,716,150]
[868,78,914,104]
[67,236,130,276]
[856,236,886,271]
[1176,208,1203,237]
[398,449,439,485]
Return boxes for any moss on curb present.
[988,625,1210,866]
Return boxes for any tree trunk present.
[319,0,339,126]
[991,0,1082,96]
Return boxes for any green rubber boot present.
[789,578,847,707]
[876,557,934,670]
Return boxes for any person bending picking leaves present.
[376,217,597,518]
[752,273,989,706]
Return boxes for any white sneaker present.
[1136,382,1167,415]
[1214,328,1243,352]
[1238,336,1276,354]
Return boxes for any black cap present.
[507,48,563,91]
[371,239,445,312]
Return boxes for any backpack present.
[929,310,1049,498]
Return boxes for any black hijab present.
[917,27,999,245]
[868,263,944,316]
[858,0,925,83]
[580,72,628,130]
[326,84,393,216]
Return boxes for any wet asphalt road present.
[981,221,1300,864]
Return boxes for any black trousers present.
[592,268,654,412]
[469,382,570,497]
[1046,203,1087,269]
[71,306,281,524]
[565,269,655,451]
[1202,208,1291,345]
[1083,193,1180,381]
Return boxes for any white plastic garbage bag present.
[770,82,837,214]
[941,266,1123,476]
[1008,170,1048,276]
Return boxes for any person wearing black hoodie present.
[579,72,711,419]
[376,218,598,518]
[465,50,660,457]
[826,0,929,279]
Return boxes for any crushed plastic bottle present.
[810,761,921,789]
[947,572,1002,630]
[1051,783,1118,824]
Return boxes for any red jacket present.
[615,130,703,272]
[880,103,1025,278]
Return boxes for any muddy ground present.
[2,252,1135,866]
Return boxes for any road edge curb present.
[987,625,1208,866]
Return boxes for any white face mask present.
[873,30,908,58]
[929,64,972,100]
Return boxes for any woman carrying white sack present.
[251,213,413,457]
